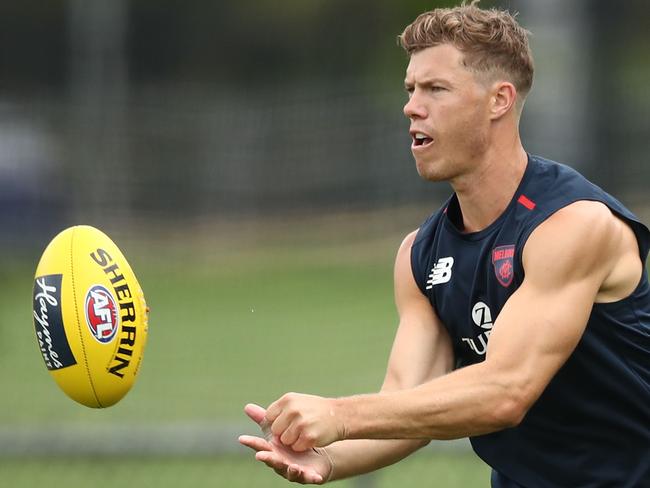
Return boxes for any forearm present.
[324,438,428,482]
[337,362,521,441]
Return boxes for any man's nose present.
[403,93,427,120]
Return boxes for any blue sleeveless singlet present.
[411,155,650,487]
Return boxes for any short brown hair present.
[398,1,534,98]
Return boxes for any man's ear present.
[490,81,517,120]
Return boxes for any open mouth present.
[412,133,434,147]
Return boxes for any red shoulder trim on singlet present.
[517,194,536,210]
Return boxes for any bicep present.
[484,203,617,408]
[382,231,454,392]
[485,278,595,405]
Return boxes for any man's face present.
[403,44,493,182]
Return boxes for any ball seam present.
[70,226,103,408]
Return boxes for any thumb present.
[244,403,273,441]
[244,403,267,425]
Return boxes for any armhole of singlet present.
[410,209,445,296]
[410,229,428,295]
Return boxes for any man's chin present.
[415,161,448,182]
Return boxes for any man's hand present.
[265,393,347,451]
[239,403,334,484]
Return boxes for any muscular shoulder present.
[395,230,420,276]
[393,229,426,299]
[531,200,615,249]
[399,229,420,253]
[524,201,614,271]
[523,200,640,298]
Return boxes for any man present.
[239,2,650,486]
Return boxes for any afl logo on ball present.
[85,285,120,344]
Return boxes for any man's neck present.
[450,143,528,233]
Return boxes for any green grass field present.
[0,219,490,486]
[0,453,490,487]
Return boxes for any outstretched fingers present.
[242,402,326,484]
[255,451,324,485]
[238,435,272,453]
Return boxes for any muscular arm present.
[266,201,640,448]
[323,230,454,480]
[327,202,633,440]
[241,230,454,482]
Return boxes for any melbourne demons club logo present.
[85,285,120,343]
[491,245,515,287]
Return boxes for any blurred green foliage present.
[0,0,500,91]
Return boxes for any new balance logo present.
[426,257,454,289]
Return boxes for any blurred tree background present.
[1,0,646,249]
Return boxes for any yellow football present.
[32,225,149,408]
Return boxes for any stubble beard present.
[415,118,491,184]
